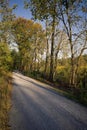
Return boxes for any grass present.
[0,72,12,130]
[25,72,87,106]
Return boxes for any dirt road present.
[9,72,87,130]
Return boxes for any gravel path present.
[9,72,87,130]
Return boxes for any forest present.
[0,0,87,129]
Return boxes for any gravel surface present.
[9,72,87,130]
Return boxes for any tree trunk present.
[69,39,75,87]
[54,36,62,80]
[44,38,49,75]
[53,52,58,80]
[49,16,55,82]
[66,1,75,87]
[34,39,37,71]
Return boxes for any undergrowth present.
[0,72,12,130]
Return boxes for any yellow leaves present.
[13,17,33,30]
[56,66,65,71]
[17,34,21,39]
[0,9,3,13]
[33,23,42,30]
[12,17,44,46]
[79,65,87,70]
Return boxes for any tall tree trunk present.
[70,43,75,87]
[44,20,49,76]
[68,22,75,86]
[54,34,62,80]
[34,39,37,71]
[53,52,58,80]
[65,0,75,87]
[44,38,49,74]
[49,16,55,82]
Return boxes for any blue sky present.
[9,0,45,28]
[10,0,32,19]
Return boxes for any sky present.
[9,0,45,27]
[10,0,32,19]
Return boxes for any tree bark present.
[44,38,49,75]
[49,16,55,82]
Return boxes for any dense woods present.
[0,0,87,129]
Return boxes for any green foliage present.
[77,66,87,103]
[55,65,70,85]
[77,66,87,87]
[0,42,12,129]
[0,1,16,129]
[0,42,12,73]
[12,17,46,73]
[11,49,21,70]
[0,0,16,22]
[0,42,12,130]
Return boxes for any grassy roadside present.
[25,73,87,106]
[0,72,12,130]
[39,78,87,106]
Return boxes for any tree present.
[24,0,59,81]
[0,0,17,46]
[31,22,46,72]
[0,0,16,72]
[44,20,50,76]
[58,0,87,87]
[54,30,69,80]
[12,17,45,73]
[12,18,33,71]
[0,1,15,128]
[25,0,87,85]
[0,42,12,74]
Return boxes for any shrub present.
[55,66,70,85]
[77,66,87,104]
